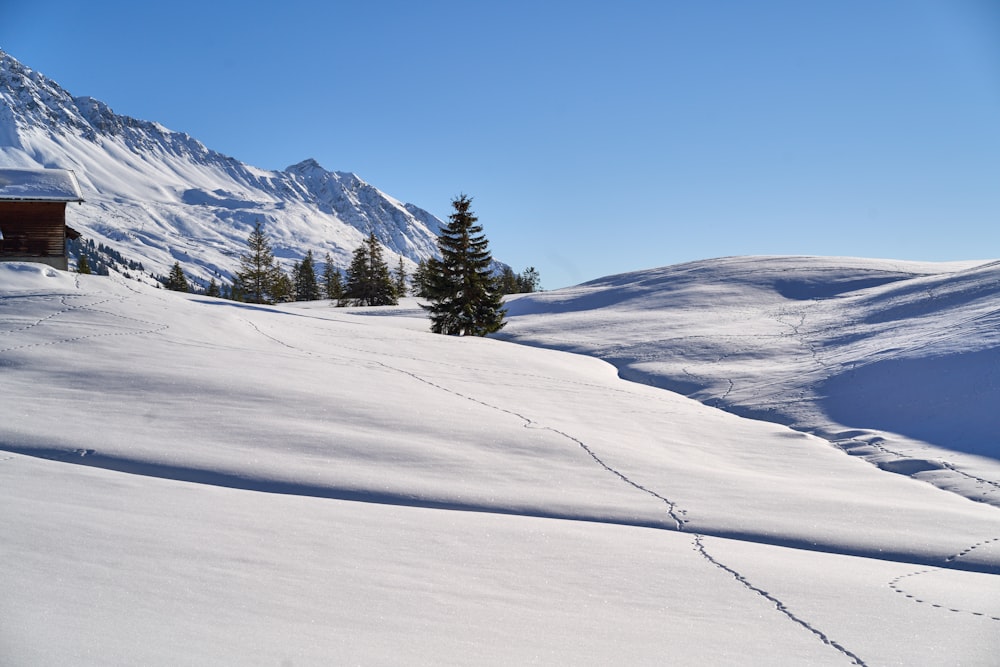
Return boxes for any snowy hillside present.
[502,255,1000,507]
[2,260,998,665]
[0,49,441,287]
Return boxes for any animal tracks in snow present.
[946,536,1000,564]
[7,295,991,666]
[246,324,866,663]
[889,558,1000,622]
[240,316,692,530]
[243,313,1000,667]
[0,293,169,354]
[694,535,868,666]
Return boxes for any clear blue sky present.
[4,0,999,288]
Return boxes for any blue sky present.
[4,0,999,288]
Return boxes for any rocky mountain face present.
[0,49,441,287]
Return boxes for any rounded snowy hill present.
[503,255,1000,504]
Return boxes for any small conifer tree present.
[322,253,344,302]
[271,269,294,303]
[164,261,190,292]
[517,266,541,293]
[499,266,518,294]
[293,250,322,301]
[234,220,283,304]
[205,277,221,298]
[76,254,92,275]
[344,233,397,306]
[393,257,408,299]
[412,259,433,298]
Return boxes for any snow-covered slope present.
[1,261,998,664]
[502,255,1000,506]
[0,49,440,287]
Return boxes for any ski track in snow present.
[694,535,867,666]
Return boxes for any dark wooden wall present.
[0,201,68,258]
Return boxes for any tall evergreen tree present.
[294,250,321,301]
[234,220,283,304]
[422,194,506,336]
[164,261,190,292]
[344,233,397,306]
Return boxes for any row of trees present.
[234,223,411,306]
[70,238,146,278]
[163,222,409,306]
[162,195,528,336]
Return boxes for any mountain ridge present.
[0,48,442,287]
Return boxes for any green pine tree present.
[205,277,221,298]
[517,266,541,293]
[76,253,92,275]
[272,269,294,303]
[498,266,541,294]
[164,261,190,292]
[412,259,433,298]
[393,256,408,299]
[422,194,506,336]
[499,266,518,294]
[293,250,322,301]
[344,233,397,306]
[233,220,283,304]
[322,252,344,302]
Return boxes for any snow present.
[0,167,83,201]
[2,257,999,665]
[501,255,1000,507]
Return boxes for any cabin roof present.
[0,168,84,203]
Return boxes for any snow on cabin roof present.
[0,168,84,202]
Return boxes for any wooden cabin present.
[0,168,84,271]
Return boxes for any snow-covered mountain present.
[0,49,441,287]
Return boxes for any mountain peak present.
[286,157,325,173]
[0,51,443,287]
